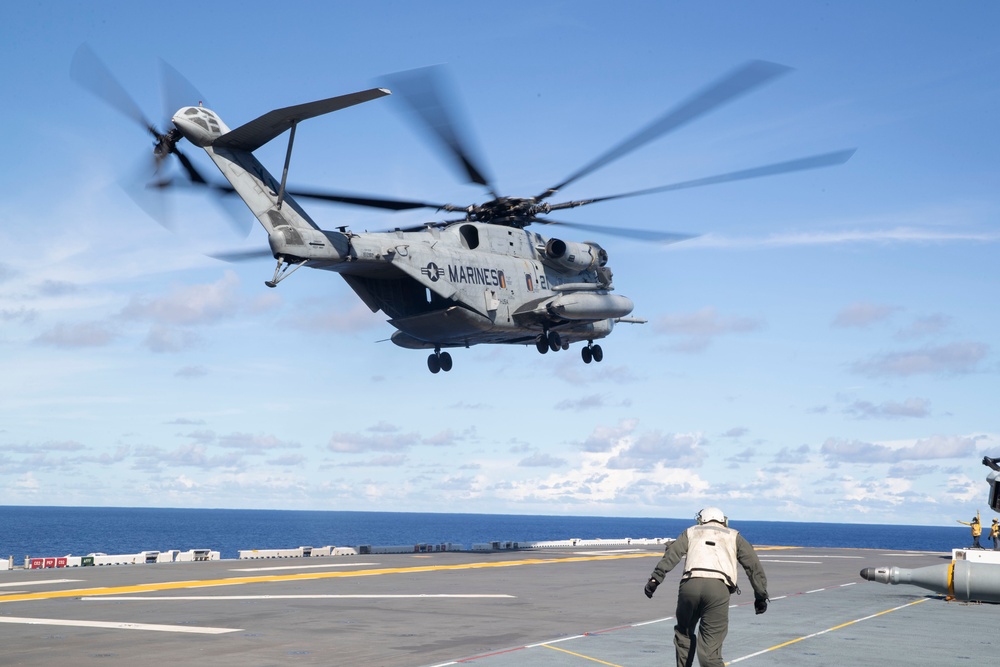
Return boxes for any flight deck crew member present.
[957,511,982,549]
[643,507,768,667]
[991,518,999,551]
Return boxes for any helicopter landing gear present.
[581,342,604,364]
[547,330,562,352]
[427,349,453,374]
[264,256,309,288]
[536,330,562,354]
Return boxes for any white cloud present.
[327,429,421,453]
[653,306,762,353]
[14,472,40,493]
[144,324,202,353]
[836,475,916,508]
[518,453,567,467]
[290,302,384,333]
[606,431,706,470]
[121,270,241,325]
[33,321,118,347]
[482,421,712,510]
[553,394,630,411]
[1,307,39,323]
[895,314,950,340]
[821,434,979,463]
[832,302,900,328]
[175,365,208,378]
[844,397,931,420]
[852,341,990,376]
[216,432,301,453]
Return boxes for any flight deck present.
[0,544,995,666]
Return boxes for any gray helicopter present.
[72,46,854,373]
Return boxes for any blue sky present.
[2,1,998,525]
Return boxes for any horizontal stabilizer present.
[213,88,391,152]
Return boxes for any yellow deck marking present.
[726,597,929,664]
[542,643,624,666]
[0,552,654,604]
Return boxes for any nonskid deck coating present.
[0,545,994,666]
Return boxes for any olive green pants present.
[673,577,731,667]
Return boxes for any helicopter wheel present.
[592,344,604,363]
[535,334,549,354]
[439,351,453,372]
[427,353,441,373]
[547,330,561,352]
[581,346,593,364]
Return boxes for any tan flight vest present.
[682,523,740,591]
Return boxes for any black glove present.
[754,597,768,615]
[644,577,659,599]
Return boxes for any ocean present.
[0,506,976,561]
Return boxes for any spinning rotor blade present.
[161,173,455,213]
[171,148,209,185]
[72,44,245,234]
[71,43,157,137]
[534,218,698,244]
[282,188,455,212]
[547,148,857,212]
[159,58,207,120]
[121,153,173,229]
[538,60,792,201]
[383,66,496,195]
[209,248,274,263]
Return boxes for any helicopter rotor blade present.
[538,60,793,201]
[383,66,497,196]
[533,217,698,244]
[209,248,275,263]
[172,148,209,185]
[159,171,459,214]
[121,153,174,230]
[71,43,158,138]
[547,148,857,212]
[209,248,274,263]
[279,188,458,212]
[159,58,207,120]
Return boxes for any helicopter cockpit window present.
[184,108,200,115]
[459,225,479,250]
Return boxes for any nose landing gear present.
[427,348,453,374]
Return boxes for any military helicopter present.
[72,46,854,373]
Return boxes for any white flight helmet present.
[696,507,728,526]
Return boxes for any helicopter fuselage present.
[172,101,634,361]
[272,221,631,350]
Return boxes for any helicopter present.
[72,46,854,373]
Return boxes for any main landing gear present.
[534,330,563,354]
[427,348,453,374]
[535,331,604,364]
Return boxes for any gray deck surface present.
[0,545,995,666]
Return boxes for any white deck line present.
[0,579,80,588]
[229,562,380,571]
[0,616,241,634]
